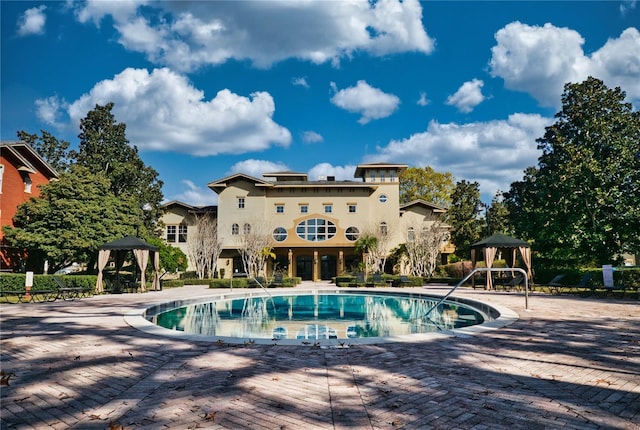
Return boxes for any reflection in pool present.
[145,291,491,340]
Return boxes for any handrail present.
[424,267,529,319]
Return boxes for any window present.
[378,194,388,203]
[237,197,245,209]
[390,171,396,182]
[348,204,357,213]
[345,226,360,241]
[276,204,284,214]
[178,225,188,242]
[380,172,386,182]
[0,164,4,193]
[23,175,32,193]
[232,223,239,235]
[407,227,415,242]
[166,226,176,242]
[243,223,251,234]
[273,227,287,242]
[369,172,375,182]
[380,222,388,236]
[296,218,336,242]
[300,204,308,214]
[324,204,332,214]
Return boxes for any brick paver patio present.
[1,284,638,429]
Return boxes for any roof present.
[472,233,530,249]
[207,173,273,192]
[99,236,159,251]
[400,199,447,213]
[0,141,59,179]
[354,163,408,179]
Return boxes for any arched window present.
[232,223,239,235]
[407,227,415,242]
[243,223,251,234]
[379,222,388,236]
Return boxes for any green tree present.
[399,166,455,206]
[17,129,71,172]
[145,237,188,273]
[487,191,512,235]
[72,103,164,233]
[2,166,138,273]
[447,180,482,259]
[505,77,640,266]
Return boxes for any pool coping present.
[124,288,519,346]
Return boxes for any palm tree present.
[354,234,378,276]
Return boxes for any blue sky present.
[2,1,639,206]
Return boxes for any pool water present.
[145,291,490,340]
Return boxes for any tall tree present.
[487,191,512,236]
[399,166,455,206]
[2,166,137,273]
[73,103,163,233]
[505,77,640,266]
[17,130,71,172]
[187,213,222,279]
[447,180,482,259]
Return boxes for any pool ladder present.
[423,267,530,320]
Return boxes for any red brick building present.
[1,142,59,271]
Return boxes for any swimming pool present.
[130,289,517,345]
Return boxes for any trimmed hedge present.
[0,273,97,293]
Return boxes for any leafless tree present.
[236,219,272,278]
[187,214,222,279]
[402,216,449,277]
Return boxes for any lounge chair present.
[542,274,566,295]
[349,272,365,287]
[271,273,284,287]
[498,275,525,291]
[372,273,384,287]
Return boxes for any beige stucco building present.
[162,163,452,280]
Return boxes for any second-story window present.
[324,204,332,214]
[232,223,239,235]
[244,223,251,234]
[276,204,284,213]
[348,204,357,213]
[237,197,245,209]
[178,225,188,242]
[300,204,308,214]
[380,222,388,236]
[167,225,177,242]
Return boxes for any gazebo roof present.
[472,233,529,249]
[99,235,159,251]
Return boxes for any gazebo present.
[96,236,160,293]
[471,233,532,290]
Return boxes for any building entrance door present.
[296,255,313,281]
[320,255,336,280]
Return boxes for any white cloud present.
[302,131,323,144]
[620,1,637,15]
[330,80,400,124]
[17,5,47,36]
[38,67,291,156]
[308,163,357,181]
[490,22,640,106]
[227,159,289,179]
[417,91,429,106]
[171,180,218,206]
[446,79,485,113]
[74,0,145,26]
[292,77,310,88]
[72,0,434,71]
[368,113,553,198]
[35,96,68,127]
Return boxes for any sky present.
[2,1,639,206]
